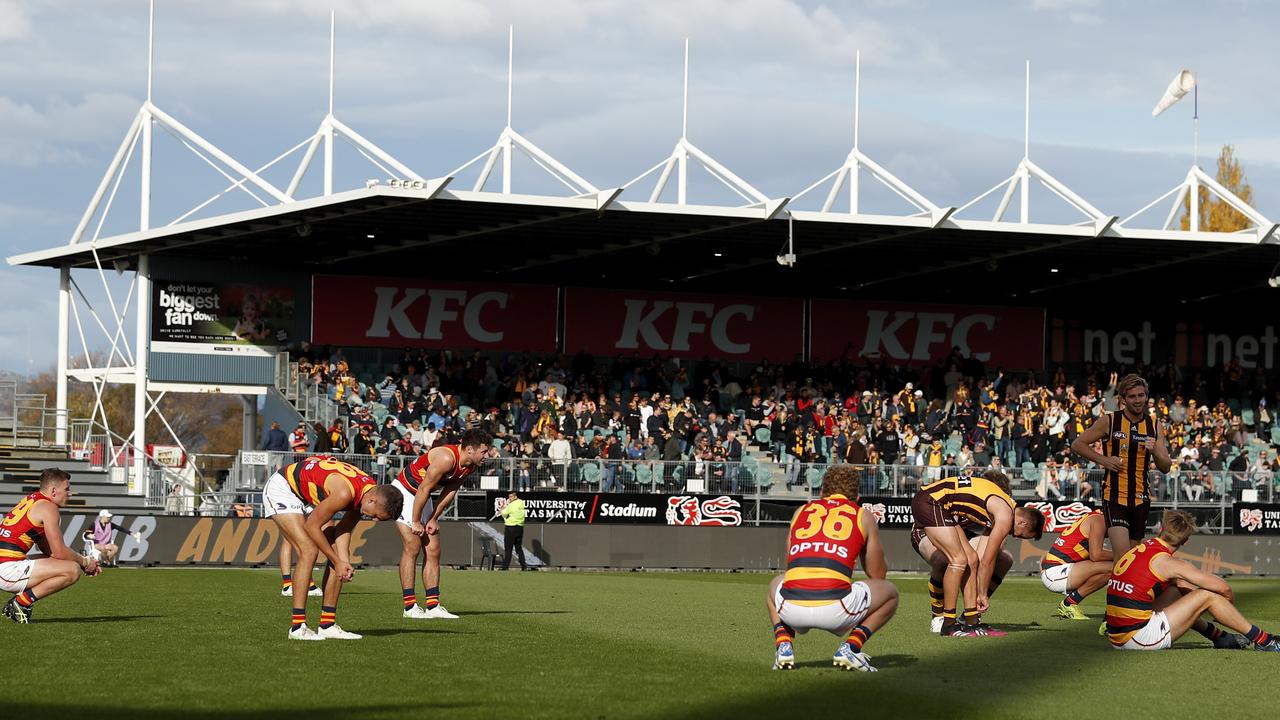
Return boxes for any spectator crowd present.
[280,341,1280,502]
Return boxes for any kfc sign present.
[564,288,802,361]
[810,300,1045,369]
[311,276,556,351]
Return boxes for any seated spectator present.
[91,510,136,567]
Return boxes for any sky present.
[3,0,1280,374]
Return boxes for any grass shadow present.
[4,703,470,719]
[359,628,475,637]
[460,610,572,616]
[36,615,162,624]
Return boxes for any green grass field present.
[3,569,1278,719]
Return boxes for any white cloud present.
[0,92,139,168]
[0,0,30,40]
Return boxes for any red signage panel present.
[564,288,803,362]
[311,276,557,351]
[810,299,1045,369]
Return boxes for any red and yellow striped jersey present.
[780,494,866,606]
[920,475,1014,529]
[396,445,475,494]
[1104,411,1156,506]
[0,492,51,563]
[1042,511,1101,569]
[282,457,375,510]
[1105,538,1173,646]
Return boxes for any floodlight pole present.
[850,50,860,214]
[324,10,335,196]
[678,38,690,205]
[140,0,155,231]
[1021,60,1030,224]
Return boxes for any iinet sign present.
[565,289,803,362]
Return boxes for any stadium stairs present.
[0,446,151,516]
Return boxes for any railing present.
[274,352,337,428]
[208,450,1267,533]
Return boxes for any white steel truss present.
[624,39,782,212]
[1121,164,1278,242]
[792,51,954,228]
[449,26,618,210]
[954,62,1117,237]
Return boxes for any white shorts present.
[395,480,435,526]
[775,581,872,635]
[1041,563,1072,594]
[0,559,35,593]
[262,472,310,518]
[1112,611,1172,651]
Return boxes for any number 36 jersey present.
[780,494,867,605]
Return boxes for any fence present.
[274,352,337,429]
[204,450,1265,533]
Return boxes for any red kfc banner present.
[563,288,802,362]
[311,276,557,351]
[810,300,1045,369]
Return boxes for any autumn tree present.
[1179,144,1254,232]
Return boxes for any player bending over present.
[912,522,1019,634]
[264,456,402,640]
[766,466,899,672]
[910,471,1043,637]
[1105,510,1277,652]
[1,468,101,623]
[1040,510,1113,620]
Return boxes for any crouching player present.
[1,468,101,623]
[265,456,402,641]
[1041,509,1112,620]
[765,466,899,672]
[1105,510,1278,651]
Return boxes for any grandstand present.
[4,9,1280,548]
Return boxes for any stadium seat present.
[458,405,473,420]
[1272,427,1280,446]
[740,455,759,489]
[492,438,505,450]
[1021,461,1038,483]
[582,429,595,442]
[582,463,602,486]
[617,464,635,487]
[634,464,653,485]
[754,427,771,446]
[1242,408,1256,427]
[806,467,824,489]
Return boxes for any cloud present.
[0,0,30,40]
[0,268,56,374]
[0,92,139,168]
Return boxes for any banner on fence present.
[484,491,745,526]
[1233,502,1280,534]
[563,288,803,362]
[810,299,1045,368]
[311,276,557,351]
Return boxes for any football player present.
[765,466,899,672]
[1106,510,1276,651]
[1040,510,1113,620]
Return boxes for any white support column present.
[1189,176,1200,232]
[1019,164,1030,224]
[56,267,70,446]
[133,255,150,484]
[502,134,513,194]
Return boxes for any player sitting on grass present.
[1,468,101,623]
[1040,509,1113,621]
[1105,509,1276,651]
[264,456,402,641]
[766,466,899,672]
[910,470,1043,637]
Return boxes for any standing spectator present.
[601,436,624,492]
[874,419,901,465]
[261,422,288,452]
[288,424,309,453]
[311,422,332,453]
[547,430,572,489]
[499,491,529,571]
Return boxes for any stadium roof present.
[8,183,1278,309]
